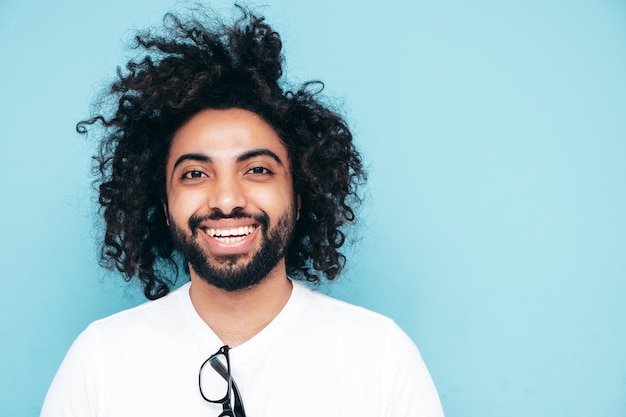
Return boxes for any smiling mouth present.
[201,225,257,243]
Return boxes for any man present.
[41,6,444,417]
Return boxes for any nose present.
[207,175,246,216]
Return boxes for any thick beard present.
[170,207,296,292]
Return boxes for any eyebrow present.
[172,153,211,170]
[236,149,284,167]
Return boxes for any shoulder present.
[96,283,188,323]
[77,283,192,347]
[285,282,445,416]
[294,281,400,326]
[51,282,195,388]
[291,281,417,352]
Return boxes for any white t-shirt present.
[41,281,444,417]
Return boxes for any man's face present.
[164,108,297,291]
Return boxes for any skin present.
[164,108,298,347]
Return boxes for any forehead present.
[167,108,289,166]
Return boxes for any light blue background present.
[1,1,625,416]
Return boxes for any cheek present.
[247,185,295,215]
[166,189,206,223]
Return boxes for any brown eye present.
[182,170,205,179]
[248,166,271,175]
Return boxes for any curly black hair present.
[78,5,366,300]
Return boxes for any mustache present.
[188,210,269,231]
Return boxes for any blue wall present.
[1,1,625,416]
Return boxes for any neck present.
[188,262,293,347]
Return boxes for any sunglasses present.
[199,345,247,417]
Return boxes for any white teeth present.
[204,226,255,238]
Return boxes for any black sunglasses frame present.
[199,345,247,417]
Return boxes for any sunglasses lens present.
[200,353,229,401]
